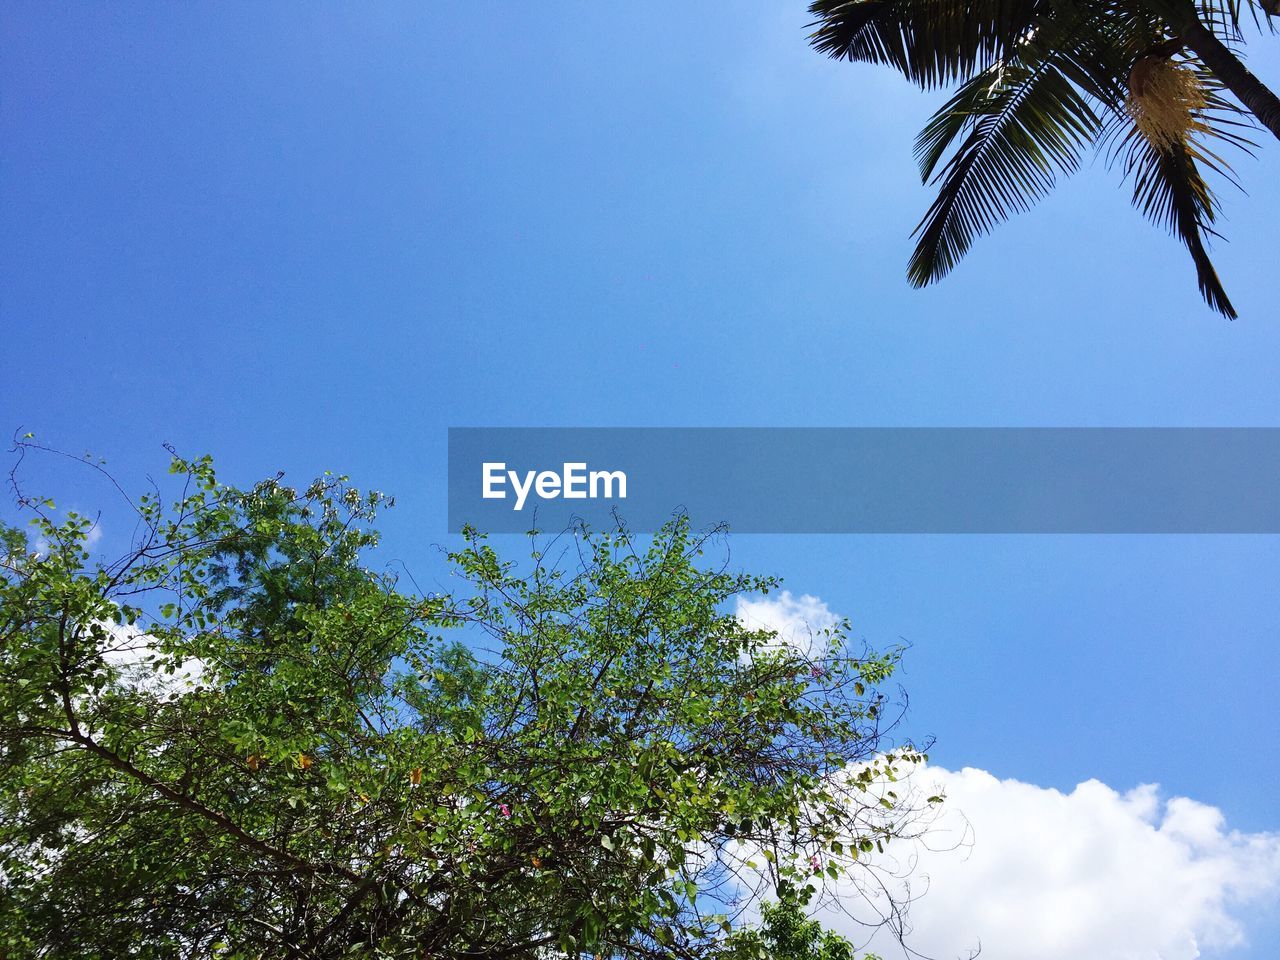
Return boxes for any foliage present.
[724,889,876,960]
[0,446,927,959]
[808,0,1280,317]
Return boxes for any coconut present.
[1127,56,1209,149]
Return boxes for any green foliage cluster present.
[724,890,877,960]
[0,449,926,959]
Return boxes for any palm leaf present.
[908,55,1101,285]
[1100,53,1253,317]
[811,1,1256,315]
[807,0,1041,88]
[1121,128,1238,317]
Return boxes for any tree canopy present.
[1,448,927,959]
[726,890,873,960]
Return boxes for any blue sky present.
[3,3,1279,957]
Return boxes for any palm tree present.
[808,1,1280,318]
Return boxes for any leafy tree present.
[808,0,1280,317]
[724,889,876,960]
[1,445,928,959]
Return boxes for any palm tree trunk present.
[1182,18,1280,142]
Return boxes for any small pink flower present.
[810,854,821,872]
[498,803,512,818]
[810,666,823,679]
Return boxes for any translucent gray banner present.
[447,428,1280,533]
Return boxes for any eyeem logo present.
[482,462,627,511]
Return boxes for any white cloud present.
[735,590,840,655]
[734,591,1280,958]
[821,765,1280,960]
[96,620,209,697]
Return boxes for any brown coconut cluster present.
[1127,55,1209,149]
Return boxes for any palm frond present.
[807,0,1041,88]
[1094,53,1250,317]
[1193,0,1248,36]
[907,56,1101,285]
[1123,130,1237,317]
[810,0,1262,316]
